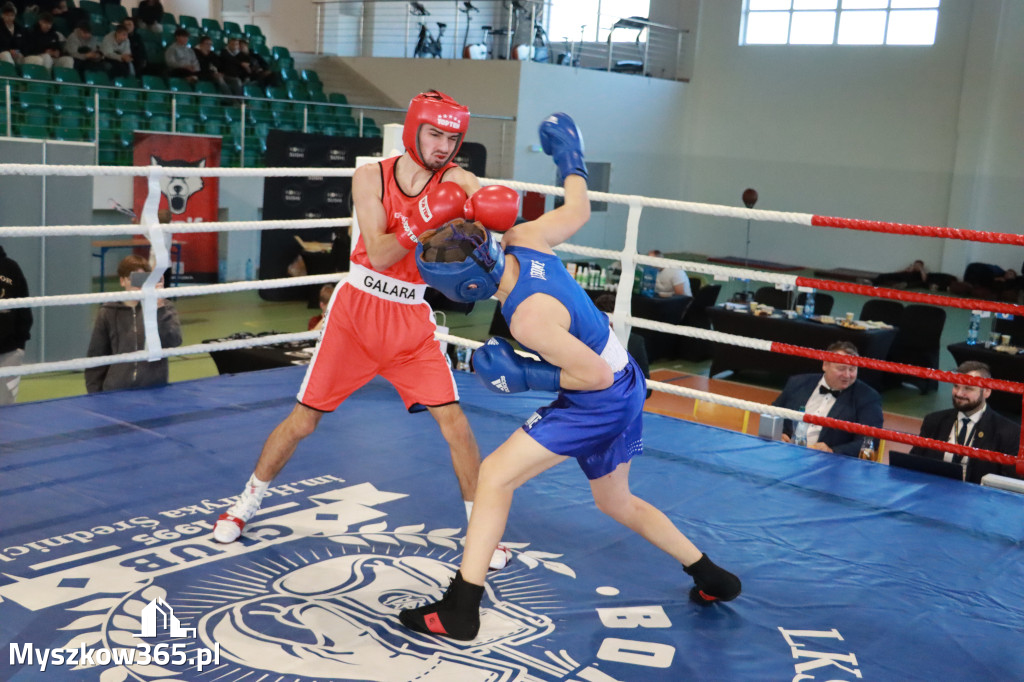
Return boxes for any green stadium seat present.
[286,82,310,101]
[223,21,242,36]
[275,57,294,72]
[175,116,199,134]
[79,0,101,14]
[193,81,219,96]
[16,124,49,140]
[141,75,167,90]
[147,115,172,132]
[53,67,82,84]
[0,61,18,78]
[161,12,175,25]
[178,15,199,29]
[55,111,88,141]
[307,90,327,103]
[300,69,321,84]
[84,71,111,86]
[161,21,177,37]
[52,94,84,114]
[89,14,110,36]
[21,10,38,28]
[327,92,348,106]
[243,24,263,38]
[265,85,287,100]
[201,18,222,33]
[167,77,193,92]
[104,4,127,24]
[20,63,52,82]
[271,46,291,61]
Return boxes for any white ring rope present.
[0,164,356,178]
[0,274,346,311]
[2,162,1011,439]
[484,178,816,226]
[0,331,321,379]
[0,217,352,238]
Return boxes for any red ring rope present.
[770,344,1024,394]
[811,215,1024,247]
[796,277,1024,316]
[803,414,1020,470]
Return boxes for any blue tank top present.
[501,245,612,356]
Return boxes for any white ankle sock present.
[246,473,270,497]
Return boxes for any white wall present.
[669,0,1023,276]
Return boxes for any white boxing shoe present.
[489,544,513,571]
[212,481,267,544]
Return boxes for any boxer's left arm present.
[511,295,613,392]
[352,162,410,271]
[440,165,482,199]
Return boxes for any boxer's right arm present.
[352,162,410,271]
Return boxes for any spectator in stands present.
[164,27,198,82]
[649,249,692,297]
[909,361,1020,483]
[872,259,929,289]
[136,0,163,34]
[308,283,335,332]
[0,2,26,66]
[0,244,33,406]
[772,340,884,457]
[120,17,147,75]
[220,35,249,84]
[237,37,272,85]
[23,12,71,72]
[100,23,133,77]
[193,34,238,95]
[63,20,102,74]
[85,255,182,394]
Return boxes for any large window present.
[741,0,940,46]
[547,0,651,44]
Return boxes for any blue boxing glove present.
[473,337,561,394]
[539,112,587,181]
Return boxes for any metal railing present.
[1,76,514,173]
[311,0,687,80]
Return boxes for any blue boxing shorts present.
[521,356,646,480]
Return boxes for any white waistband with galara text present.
[347,263,427,305]
[600,327,629,373]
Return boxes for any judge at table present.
[772,340,883,456]
[908,360,1020,483]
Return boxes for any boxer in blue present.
[400,113,741,640]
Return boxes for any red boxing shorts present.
[297,265,458,412]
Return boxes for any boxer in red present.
[212,91,520,570]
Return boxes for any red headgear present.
[403,90,470,169]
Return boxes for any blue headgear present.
[416,220,505,303]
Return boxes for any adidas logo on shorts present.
[491,376,510,393]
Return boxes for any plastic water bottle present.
[245,258,254,281]
[456,346,471,372]
[966,311,981,345]
[803,290,816,318]
[793,421,809,446]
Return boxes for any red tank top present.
[350,156,459,282]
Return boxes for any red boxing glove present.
[463,185,520,232]
[395,181,468,249]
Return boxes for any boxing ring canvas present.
[2,367,1022,681]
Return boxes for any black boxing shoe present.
[684,554,741,606]
[399,570,484,640]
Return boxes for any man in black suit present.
[909,360,1020,483]
[772,341,883,457]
